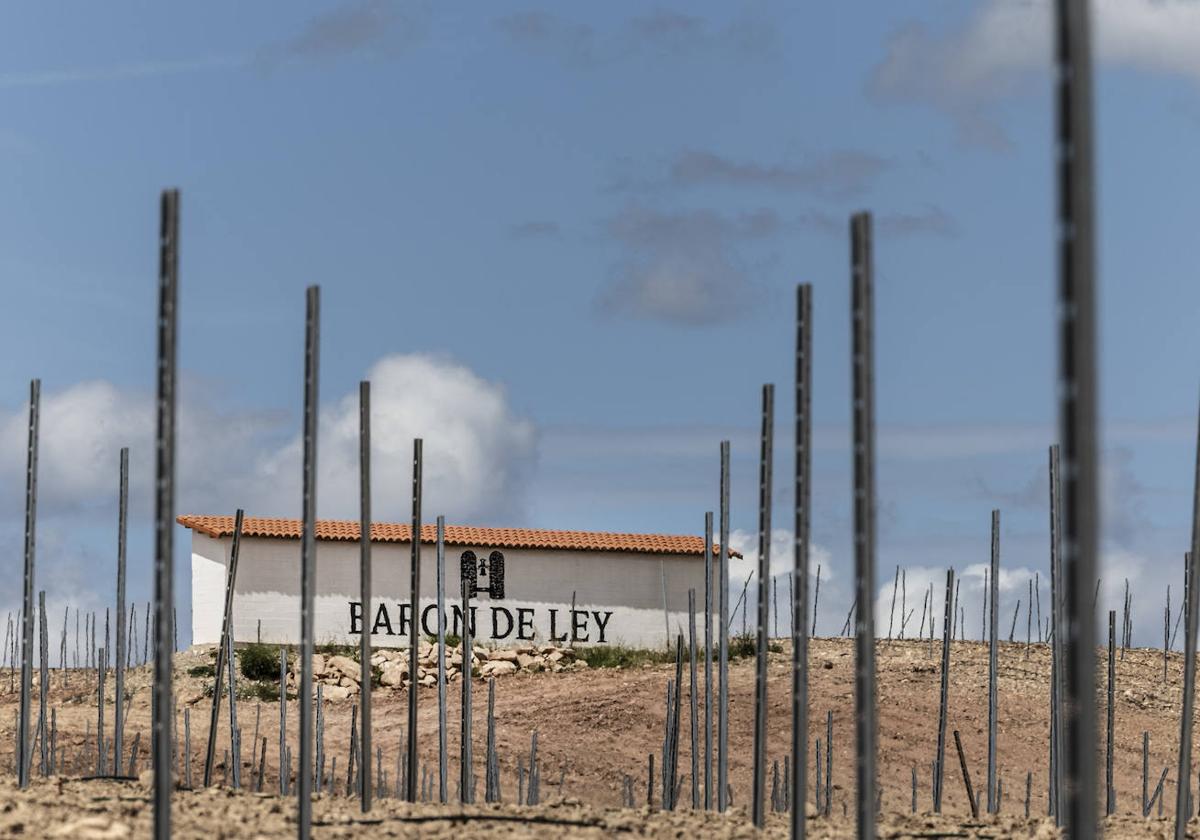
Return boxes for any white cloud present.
[869,0,1200,148]
[0,353,537,525]
[269,353,537,522]
[726,527,832,584]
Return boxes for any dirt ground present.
[1,637,1198,837]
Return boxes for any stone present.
[312,654,327,677]
[327,655,359,681]
[380,665,405,687]
[52,817,132,839]
[325,685,351,701]
[488,649,519,662]
[546,650,564,663]
[574,659,589,669]
[516,652,537,670]
[481,660,517,678]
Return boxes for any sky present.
[2,0,1200,650]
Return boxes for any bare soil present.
[0,637,1197,837]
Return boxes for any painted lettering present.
[420,604,441,636]
[516,608,536,641]
[547,608,569,643]
[491,607,514,640]
[451,605,477,637]
[371,603,395,635]
[592,610,613,643]
[349,601,363,634]
[570,609,589,642]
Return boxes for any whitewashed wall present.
[190,533,711,649]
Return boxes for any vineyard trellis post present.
[204,509,244,786]
[703,510,714,810]
[934,568,953,813]
[406,438,422,802]
[17,379,39,790]
[1174,409,1200,839]
[850,210,878,839]
[436,515,448,804]
[297,284,320,838]
[751,383,774,828]
[792,281,812,840]
[987,509,999,813]
[151,189,179,840]
[114,447,128,774]
[717,440,731,812]
[1053,0,1100,835]
[358,381,372,812]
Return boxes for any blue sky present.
[2,1,1199,648]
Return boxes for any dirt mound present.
[0,637,1196,836]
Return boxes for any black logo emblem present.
[460,550,505,600]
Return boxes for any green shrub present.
[239,643,280,682]
[574,645,677,669]
[251,682,281,702]
[444,633,461,649]
[187,664,215,678]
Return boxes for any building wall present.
[190,533,713,649]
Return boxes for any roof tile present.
[176,514,738,558]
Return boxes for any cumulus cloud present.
[868,0,1200,149]
[0,354,536,525]
[261,354,537,522]
[596,205,776,325]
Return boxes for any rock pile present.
[285,643,587,701]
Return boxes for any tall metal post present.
[406,439,422,801]
[717,440,731,811]
[1107,610,1115,816]
[1053,1,1099,835]
[115,447,128,774]
[17,379,39,789]
[358,381,372,812]
[792,282,812,839]
[703,511,714,810]
[460,574,473,802]
[204,510,244,786]
[934,568,953,812]
[152,190,179,840]
[751,384,774,828]
[297,285,320,838]
[436,515,448,803]
[1049,444,1067,820]
[850,211,878,838]
[987,510,999,813]
[1174,404,1200,839]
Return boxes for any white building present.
[180,514,733,650]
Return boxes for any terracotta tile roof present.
[177,514,737,558]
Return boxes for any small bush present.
[575,645,677,669]
[727,634,781,659]
[251,682,281,702]
[239,643,280,682]
[444,633,462,649]
[188,664,215,678]
[315,643,357,659]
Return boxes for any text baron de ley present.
[347,601,615,644]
